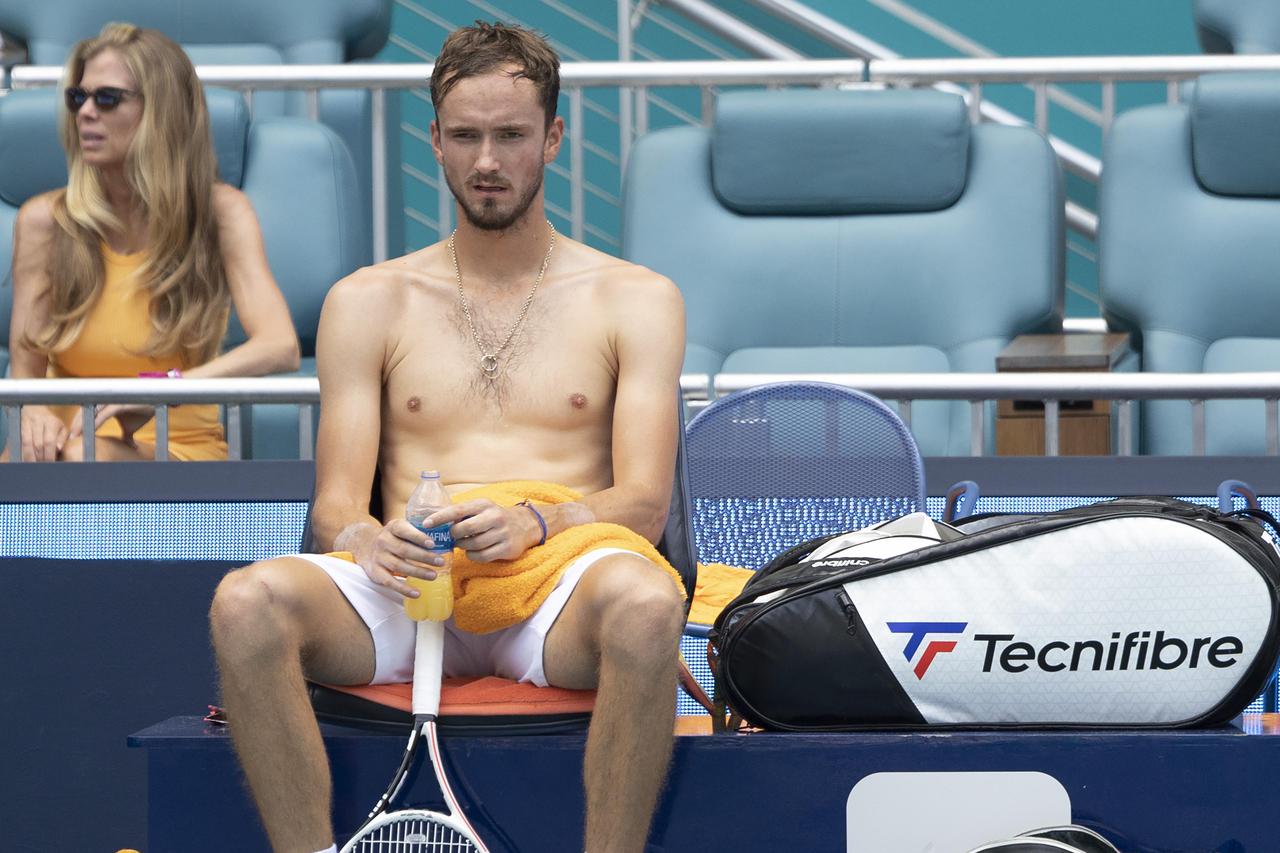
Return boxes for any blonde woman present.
[6,23,299,461]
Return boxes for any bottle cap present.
[420,470,439,479]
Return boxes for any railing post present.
[1117,399,1134,456]
[1043,399,1060,456]
[81,404,95,462]
[635,85,649,135]
[371,87,389,263]
[227,405,243,461]
[1268,399,1279,456]
[1101,80,1116,134]
[155,405,170,461]
[617,0,634,172]
[1191,399,1206,456]
[569,88,585,242]
[299,405,315,461]
[1034,81,1048,132]
[969,400,984,456]
[4,406,19,461]
[968,81,983,123]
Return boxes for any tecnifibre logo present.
[887,621,968,679]
[887,621,1246,679]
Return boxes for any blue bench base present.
[131,714,1280,852]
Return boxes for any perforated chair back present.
[685,381,925,570]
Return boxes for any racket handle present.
[412,618,445,717]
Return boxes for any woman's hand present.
[19,404,68,461]
[68,403,156,447]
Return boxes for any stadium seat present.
[621,88,1064,455]
[1194,0,1280,54]
[0,0,391,262]
[1099,71,1280,455]
[0,87,365,457]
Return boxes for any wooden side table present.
[995,333,1131,456]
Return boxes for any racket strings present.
[348,814,481,852]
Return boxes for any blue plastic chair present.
[679,381,928,710]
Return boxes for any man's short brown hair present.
[431,21,561,128]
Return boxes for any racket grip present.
[412,618,445,716]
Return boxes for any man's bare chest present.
[381,301,618,431]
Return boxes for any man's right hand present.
[20,405,69,461]
[346,519,450,600]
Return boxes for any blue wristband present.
[518,500,548,546]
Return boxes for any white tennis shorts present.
[293,547,638,686]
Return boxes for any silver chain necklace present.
[448,220,557,379]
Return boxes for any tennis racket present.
[340,618,491,853]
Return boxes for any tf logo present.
[887,622,968,679]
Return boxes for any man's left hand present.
[429,499,544,562]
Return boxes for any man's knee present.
[210,560,303,656]
[596,556,685,668]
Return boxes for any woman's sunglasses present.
[64,86,140,113]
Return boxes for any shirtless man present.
[208,22,687,853]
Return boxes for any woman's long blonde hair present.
[33,22,229,365]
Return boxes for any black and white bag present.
[710,497,1280,730]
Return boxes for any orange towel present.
[443,481,684,633]
[688,562,754,627]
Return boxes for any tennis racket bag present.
[709,497,1280,731]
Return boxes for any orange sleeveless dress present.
[48,245,228,461]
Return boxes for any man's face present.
[431,67,563,231]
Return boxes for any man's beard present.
[446,168,544,232]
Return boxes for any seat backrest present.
[1099,71,1280,454]
[684,381,925,570]
[1195,0,1280,54]
[0,87,365,363]
[622,88,1063,456]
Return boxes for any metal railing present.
[6,373,1280,461]
[0,378,318,463]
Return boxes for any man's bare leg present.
[543,553,687,853]
[210,557,377,852]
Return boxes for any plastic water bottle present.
[404,470,454,622]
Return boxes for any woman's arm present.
[182,185,300,378]
[7,194,69,460]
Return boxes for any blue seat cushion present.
[711,89,970,215]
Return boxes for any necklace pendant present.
[480,354,499,377]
